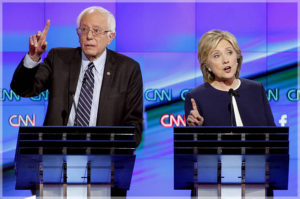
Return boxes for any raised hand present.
[186,98,204,126]
[28,20,50,62]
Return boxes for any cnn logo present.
[9,114,36,127]
[160,114,186,128]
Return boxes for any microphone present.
[228,88,239,97]
[228,88,237,126]
[71,94,78,126]
[61,110,67,126]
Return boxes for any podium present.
[174,126,289,199]
[15,126,137,198]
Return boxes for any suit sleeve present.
[260,83,276,126]
[11,50,54,97]
[123,62,144,146]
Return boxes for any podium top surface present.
[174,126,289,133]
[174,126,289,155]
[16,126,137,156]
[19,126,136,134]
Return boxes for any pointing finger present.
[41,19,50,40]
[191,98,198,111]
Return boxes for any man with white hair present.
[11,6,143,196]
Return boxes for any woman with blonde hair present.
[185,30,275,127]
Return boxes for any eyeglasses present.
[77,27,111,36]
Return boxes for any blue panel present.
[196,3,267,53]
[267,68,297,106]
[271,105,298,155]
[66,156,89,183]
[267,3,298,52]
[2,52,26,89]
[245,155,266,183]
[3,3,45,32]
[123,52,196,107]
[267,52,297,71]
[3,3,45,52]
[197,155,218,183]
[221,155,242,183]
[116,3,196,52]
[43,156,64,183]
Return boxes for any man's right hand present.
[187,98,204,126]
[28,20,50,62]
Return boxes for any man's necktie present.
[75,62,95,126]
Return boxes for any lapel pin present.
[107,72,111,76]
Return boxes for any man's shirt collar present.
[81,49,107,73]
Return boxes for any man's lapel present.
[96,49,116,125]
[67,48,82,116]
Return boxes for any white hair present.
[77,6,116,33]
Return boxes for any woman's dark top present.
[184,78,275,126]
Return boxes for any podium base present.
[36,184,111,199]
[196,184,268,199]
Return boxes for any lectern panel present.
[15,126,136,194]
[174,126,289,195]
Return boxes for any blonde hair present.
[198,30,243,83]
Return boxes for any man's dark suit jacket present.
[11,47,143,146]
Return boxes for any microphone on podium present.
[228,88,239,126]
